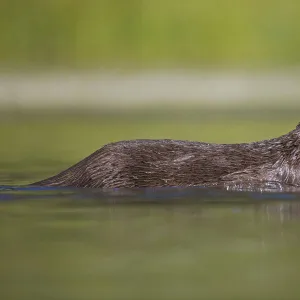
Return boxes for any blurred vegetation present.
[0,0,300,69]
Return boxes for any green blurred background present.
[1,0,300,69]
[0,0,300,180]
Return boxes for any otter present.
[31,123,300,191]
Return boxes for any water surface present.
[1,185,300,300]
[2,114,300,299]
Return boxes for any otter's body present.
[31,124,300,190]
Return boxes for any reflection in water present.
[262,202,300,222]
[1,186,300,299]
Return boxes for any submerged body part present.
[31,123,300,191]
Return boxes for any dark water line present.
[0,185,299,204]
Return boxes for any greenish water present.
[1,113,300,299]
[1,188,300,300]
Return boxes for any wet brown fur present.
[31,123,300,190]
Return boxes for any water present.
[2,114,300,299]
[1,185,300,300]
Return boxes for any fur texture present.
[31,123,300,190]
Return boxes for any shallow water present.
[2,114,300,299]
[2,185,300,299]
